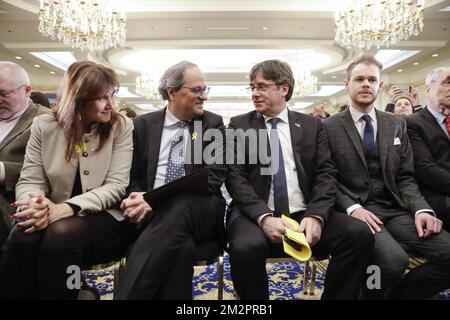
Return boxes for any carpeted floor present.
[83,254,450,300]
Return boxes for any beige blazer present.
[16,113,133,221]
[0,102,50,228]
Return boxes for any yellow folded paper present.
[281,215,312,261]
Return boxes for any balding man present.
[0,61,49,247]
[406,67,450,231]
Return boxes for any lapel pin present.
[294,122,301,128]
[191,132,198,140]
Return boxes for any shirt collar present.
[349,105,377,124]
[262,106,289,124]
[427,106,447,124]
[164,106,183,127]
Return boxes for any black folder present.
[143,168,209,209]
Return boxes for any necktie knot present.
[176,120,187,129]
[361,114,371,123]
[268,117,281,129]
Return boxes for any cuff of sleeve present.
[308,215,324,226]
[66,202,81,215]
[257,213,273,227]
[0,161,5,185]
[415,209,435,217]
[346,204,362,216]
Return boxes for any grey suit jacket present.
[0,102,49,228]
[15,113,134,221]
[323,108,431,215]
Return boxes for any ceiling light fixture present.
[38,0,126,52]
[291,66,318,100]
[136,70,162,101]
[335,0,425,49]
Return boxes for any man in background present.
[406,67,450,231]
[0,61,49,247]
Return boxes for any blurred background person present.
[386,85,422,113]
[30,91,51,109]
[118,107,137,119]
[393,95,414,117]
[0,61,136,299]
[310,104,331,121]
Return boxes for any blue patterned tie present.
[361,115,375,156]
[164,121,187,183]
[268,118,289,217]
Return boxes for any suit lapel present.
[287,110,308,195]
[251,111,269,164]
[376,110,389,173]
[340,109,367,168]
[0,103,37,152]
[147,108,165,189]
[422,107,450,143]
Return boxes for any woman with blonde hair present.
[0,61,136,299]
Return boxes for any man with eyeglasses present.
[0,61,49,248]
[225,59,374,299]
[116,61,226,299]
[406,67,450,231]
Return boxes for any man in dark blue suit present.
[406,67,450,231]
[226,59,374,300]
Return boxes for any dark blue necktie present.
[165,121,187,183]
[268,118,289,217]
[361,114,375,156]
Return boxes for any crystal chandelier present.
[291,68,318,100]
[335,0,425,50]
[136,71,162,101]
[38,0,126,52]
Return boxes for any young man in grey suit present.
[324,55,450,299]
[0,61,49,247]
[406,67,450,231]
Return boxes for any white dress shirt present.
[349,105,378,142]
[263,107,306,215]
[153,107,190,189]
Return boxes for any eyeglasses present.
[246,83,279,94]
[92,89,118,103]
[182,86,210,97]
[0,84,25,98]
